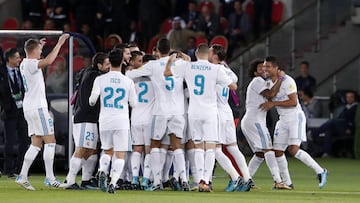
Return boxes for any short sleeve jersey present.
[172,59,232,119]
[19,58,48,111]
[216,66,238,118]
[126,56,184,116]
[131,77,155,124]
[272,75,303,119]
[91,71,137,131]
[244,76,271,119]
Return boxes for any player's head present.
[115,43,131,63]
[129,50,143,69]
[24,38,42,58]
[156,38,170,55]
[5,48,21,67]
[92,52,110,73]
[109,48,124,68]
[263,56,280,78]
[143,54,156,64]
[248,58,264,78]
[209,44,226,63]
[195,43,209,60]
[300,60,310,76]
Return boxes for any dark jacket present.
[0,66,25,120]
[73,66,103,123]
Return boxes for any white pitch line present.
[262,190,360,195]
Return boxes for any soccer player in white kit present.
[128,52,155,189]
[16,34,69,190]
[164,44,237,192]
[241,58,292,190]
[259,56,328,189]
[89,48,137,194]
[126,38,188,191]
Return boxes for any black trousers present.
[3,108,30,175]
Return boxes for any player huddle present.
[15,34,327,195]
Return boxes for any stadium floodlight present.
[0,30,96,167]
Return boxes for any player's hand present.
[259,101,274,111]
[278,70,285,77]
[58,33,70,45]
[39,38,46,46]
[169,53,177,63]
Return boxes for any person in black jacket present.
[63,52,110,189]
[0,48,30,179]
[0,48,30,178]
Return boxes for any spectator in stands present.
[46,0,69,29]
[71,0,97,32]
[167,16,196,51]
[253,0,273,39]
[123,20,145,51]
[21,0,44,29]
[182,0,200,31]
[295,61,317,92]
[184,36,197,61]
[21,19,33,30]
[299,88,323,119]
[311,91,358,157]
[197,3,222,40]
[46,59,68,94]
[43,19,56,30]
[227,0,251,56]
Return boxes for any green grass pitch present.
[1,157,359,203]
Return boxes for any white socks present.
[98,154,111,174]
[194,148,205,183]
[215,147,239,181]
[226,145,250,181]
[248,154,264,178]
[82,154,98,181]
[294,149,323,174]
[204,149,215,184]
[173,149,188,182]
[20,145,40,178]
[186,148,198,183]
[150,148,164,185]
[43,143,56,181]
[66,156,82,184]
[143,154,151,179]
[110,158,125,185]
[131,152,142,178]
[264,151,281,183]
[162,150,173,182]
[276,154,292,185]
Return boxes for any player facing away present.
[164,44,237,192]
[126,38,188,191]
[63,52,111,189]
[259,56,328,189]
[89,48,137,194]
[241,58,292,190]
[15,34,69,191]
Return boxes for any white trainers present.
[16,175,35,191]
[45,178,66,188]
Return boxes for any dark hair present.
[302,88,314,98]
[211,44,226,61]
[92,52,108,69]
[128,42,138,48]
[196,43,209,55]
[248,58,263,78]
[109,48,123,67]
[5,48,19,62]
[130,50,143,61]
[143,54,156,63]
[300,61,310,68]
[264,56,279,68]
[114,43,130,50]
[24,38,40,54]
[156,38,170,54]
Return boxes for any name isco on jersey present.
[191,64,211,71]
[110,78,121,83]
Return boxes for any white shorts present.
[24,108,54,136]
[273,112,307,151]
[131,123,151,146]
[241,117,273,153]
[188,115,219,143]
[218,119,237,145]
[73,122,99,149]
[151,115,185,141]
[100,129,132,152]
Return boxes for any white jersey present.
[244,76,272,120]
[216,66,238,120]
[126,56,184,116]
[131,77,155,125]
[272,75,303,120]
[19,58,48,111]
[90,71,137,131]
[172,59,232,119]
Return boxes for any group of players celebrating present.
[15,34,327,194]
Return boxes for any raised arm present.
[38,33,69,69]
[164,53,177,77]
